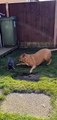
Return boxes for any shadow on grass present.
[13,72,40,82]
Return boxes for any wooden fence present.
[0,1,56,48]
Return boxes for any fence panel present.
[0,4,6,15]
[0,1,55,48]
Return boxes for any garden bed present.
[0,48,57,120]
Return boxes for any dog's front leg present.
[16,63,29,66]
[16,63,26,66]
[30,66,36,73]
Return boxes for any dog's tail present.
[51,48,57,52]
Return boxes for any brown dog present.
[17,48,53,73]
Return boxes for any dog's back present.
[32,48,52,66]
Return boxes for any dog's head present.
[19,53,28,63]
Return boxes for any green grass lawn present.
[0,48,57,120]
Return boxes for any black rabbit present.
[7,57,15,70]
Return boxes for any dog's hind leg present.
[47,59,52,65]
[30,66,36,73]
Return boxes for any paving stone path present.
[0,93,52,117]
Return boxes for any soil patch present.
[0,93,52,117]
[15,73,40,81]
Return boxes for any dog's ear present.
[22,53,26,58]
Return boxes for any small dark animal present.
[7,57,15,70]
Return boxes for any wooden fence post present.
[6,2,9,17]
[54,0,57,47]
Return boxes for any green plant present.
[0,95,5,101]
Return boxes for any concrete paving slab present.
[0,46,18,57]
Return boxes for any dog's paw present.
[30,70,32,74]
